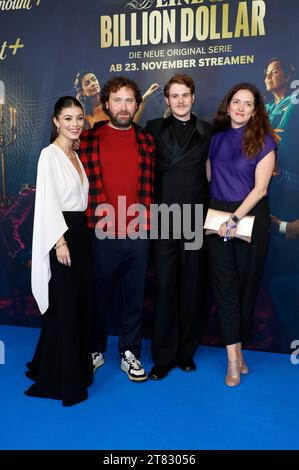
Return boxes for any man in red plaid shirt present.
[79,77,155,382]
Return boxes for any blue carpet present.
[0,324,298,450]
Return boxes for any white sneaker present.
[91,352,104,372]
[120,350,147,382]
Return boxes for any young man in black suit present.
[146,74,212,380]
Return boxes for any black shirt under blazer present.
[146,115,212,208]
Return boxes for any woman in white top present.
[25,96,93,406]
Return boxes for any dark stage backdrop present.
[0,0,298,353]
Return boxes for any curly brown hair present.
[100,76,142,108]
[213,82,279,159]
[164,74,195,98]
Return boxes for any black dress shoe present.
[178,358,196,372]
[148,365,171,381]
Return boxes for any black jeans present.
[89,233,150,357]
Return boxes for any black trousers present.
[25,212,93,407]
[206,197,270,345]
[89,234,150,357]
[152,237,207,366]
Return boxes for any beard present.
[107,109,134,129]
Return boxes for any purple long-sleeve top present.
[209,125,276,201]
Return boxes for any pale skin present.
[165,83,195,121]
[105,86,138,130]
[206,89,275,379]
[52,105,85,267]
[73,79,160,148]
[206,89,275,240]
[78,73,159,127]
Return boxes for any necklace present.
[54,139,83,184]
[67,152,76,160]
[54,139,76,160]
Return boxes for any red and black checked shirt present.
[79,121,155,230]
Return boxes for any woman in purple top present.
[206,83,278,387]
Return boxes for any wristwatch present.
[230,214,240,224]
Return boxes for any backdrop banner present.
[0,0,298,353]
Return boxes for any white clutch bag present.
[204,208,255,243]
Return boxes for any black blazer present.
[146,114,212,207]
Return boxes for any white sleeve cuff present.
[279,221,288,235]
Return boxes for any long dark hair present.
[50,96,84,142]
[73,70,99,115]
[213,82,279,159]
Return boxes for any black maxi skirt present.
[206,197,270,345]
[25,211,93,406]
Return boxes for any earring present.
[56,126,60,134]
